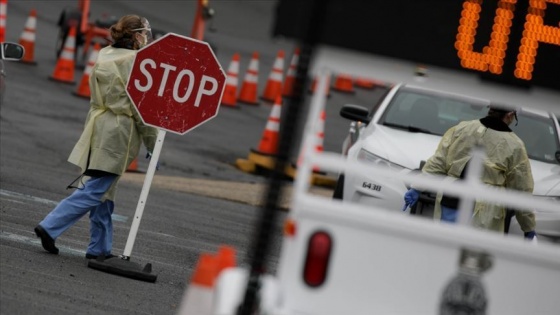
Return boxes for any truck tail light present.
[303,231,332,287]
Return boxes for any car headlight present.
[357,149,406,171]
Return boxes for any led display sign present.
[274,0,560,90]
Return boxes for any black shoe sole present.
[85,254,116,260]
[34,226,59,255]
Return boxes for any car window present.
[367,86,391,121]
[380,87,487,135]
[512,113,560,164]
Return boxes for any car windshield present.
[379,87,560,164]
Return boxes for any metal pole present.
[122,128,166,258]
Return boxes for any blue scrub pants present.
[441,205,458,223]
[39,175,117,256]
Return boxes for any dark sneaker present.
[34,225,59,255]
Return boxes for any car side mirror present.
[1,42,25,60]
[555,151,560,164]
[340,104,371,123]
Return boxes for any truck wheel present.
[332,174,344,199]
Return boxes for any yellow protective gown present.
[422,119,535,233]
[68,46,158,201]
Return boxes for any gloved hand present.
[402,188,420,211]
[524,231,537,240]
[146,152,160,170]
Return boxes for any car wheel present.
[333,174,344,199]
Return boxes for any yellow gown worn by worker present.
[68,46,158,201]
[422,119,535,233]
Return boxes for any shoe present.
[85,253,116,260]
[34,225,59,255]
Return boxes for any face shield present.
[132,17,153,43]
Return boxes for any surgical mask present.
[137,33,148,48]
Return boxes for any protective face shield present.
[132,17,153,47]
[488,104,520,126]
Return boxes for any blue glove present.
[524,231,537,240]
[403,188,420,211]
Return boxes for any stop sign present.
[126,33,226,135]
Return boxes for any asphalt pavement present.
[0,1,382,314]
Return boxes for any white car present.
[334,83,560,242]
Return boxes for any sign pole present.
[122,128,166,259]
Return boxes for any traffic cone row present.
[177,245,237,315]
[0,0,7,43]
[18,8,37,65]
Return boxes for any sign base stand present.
[87,256,157,283]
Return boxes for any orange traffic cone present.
[282,47,299,98]
[238,51,260,106]
[0,0,7,43]
[216,245,236,274]
[126,157,140,173]
[309,74,331,97]
[176,253,219,315]
[73,43,100,98]
[49,25,77,84]
[257,95,282,155]
[261,50,284,102]
[332,73,355,93]
[354,77,375,89]
[18,9,37,65]
[221,53,240,108]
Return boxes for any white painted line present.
[0,189,129,222]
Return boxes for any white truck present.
[176,58,560,314]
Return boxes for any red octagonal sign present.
[126,33,226,135]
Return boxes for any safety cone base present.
[235,158,257,173]
[48,76,76,85]
[87,256,157,283]
[238,99,260,106]
[259,95,278,103]
[248,149,278,169]
[72,91,91,99]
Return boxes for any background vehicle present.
[334,82,560,242]
[0,42,25,108]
